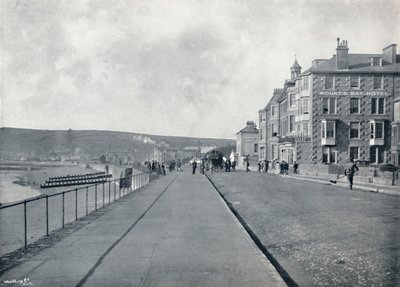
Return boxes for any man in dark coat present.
[192,160,197,174]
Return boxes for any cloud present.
[1,0,399,138]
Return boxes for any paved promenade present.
[0,171,286,287]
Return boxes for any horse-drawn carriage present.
[206,150,224,172]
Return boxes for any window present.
[350,122,360,139]
[281,101,287,114]
[289,94,295,107]
[272,106,278,116]
[326,121,335,138]
[271,124,277,137]
[302,98,309,114]
[350,75,360,88]
[302,76,309,90]
[259,129,263,141]
[370,121,384,139]
[371,98,385,114]
[281,119,288,136]
[371,57,381,66]
[373,76,383,89]
[254,144,258,153]
[349,146,359,161]
[321,120,335,139]
[303,123,308,136]
[395,102,400,122]
[370,147,384,164]
[322,147,337,163]
[322,98,337,114]
[325,75,334,89]
[350,98,360,114]
[289,115,295,133]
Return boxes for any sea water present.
[0,172,41,204]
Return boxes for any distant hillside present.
[0,127,235,162]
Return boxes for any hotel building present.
[259,39,400,167]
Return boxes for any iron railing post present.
[102,182,105,208]
[108,181,111,205]
[75,189,78,221]
[62,192,65,228]
[114,180,116,201]
[86,186,88,216]
[24,201,27,249]
[95,185,97,210]
[46,196,49,236]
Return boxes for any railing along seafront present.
[0,172,151,254]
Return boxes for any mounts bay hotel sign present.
[319,91,390,96]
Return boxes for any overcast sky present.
[1,0,399,138]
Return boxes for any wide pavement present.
[0,170,286,287]
[208,170,400,287]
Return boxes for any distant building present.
[236,121,259,167]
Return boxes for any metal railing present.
[0,172,151,255]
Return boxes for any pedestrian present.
[161,163,166,175]
[231,160,236,171]
[227,159,231,172]
[265,160,269,173]
[275,161,280,174]
[293,162,298,174]
[258,161,262,173]
[192,159,197,174]
[177,159,182,172]
[344,158,358,189]
[246,159,250,172]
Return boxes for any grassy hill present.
[0,127,235,162]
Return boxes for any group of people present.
[146,159,183,176]
[224,159,236,172]
[255,160,299,175]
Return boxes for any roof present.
[236,125,258,134]
[291,59,301,69]
[302,54,400,75]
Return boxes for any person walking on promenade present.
[275,160,280,175]
[231,160,236,171]
[265,160,269,173]
[344,158,359,189]
[293,162,298,174]
[246,158,250,172]
[192,159,197,174]
[161,163,166,175]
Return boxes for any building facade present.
[236,121,259,167]
[259,39,400,167]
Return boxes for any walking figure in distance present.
[344,158,358,189]
[246,159,250,172]
[192,159,197,175]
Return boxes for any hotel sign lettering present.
[319,91,389,96]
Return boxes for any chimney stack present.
[336,37,349,70]
[382,44,397,64]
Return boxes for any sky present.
[1,0,399,139]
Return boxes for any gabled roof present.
[236,125,258,134]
